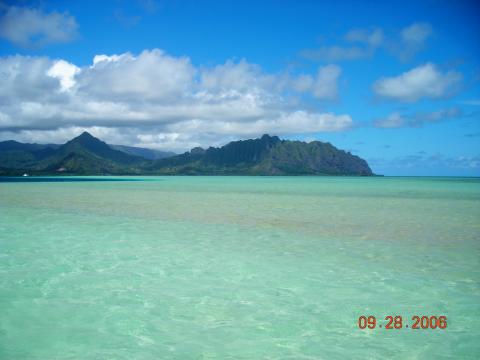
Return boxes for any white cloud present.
[47,60,80,91]
[0,5,78,48]
[0,55,60,102]
[0,50,353,151]
[268,111,352,133]
[92,54,124,65]
[165,111,352,136]
[373,63,462,102]
[79,49,196,102]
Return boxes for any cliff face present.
[0,133,374,176]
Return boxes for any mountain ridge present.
[0,132,375,176]
[148,134,373,175]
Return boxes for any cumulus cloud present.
[0,55,60,103]
[374,108,462,128]
[0,50,353,151]
[47,60,80,91]
[79,49,196,102]
[0,5,78,48]
[373,63,462,102]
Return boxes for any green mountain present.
[0,140,59,152]
[0,141,59,170]
[0,132,148,175]
[0,132,374,176]
[147,134,373,175]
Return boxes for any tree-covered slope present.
[0,133,374,176]
[0,132,147,175]
[149,134,373,175]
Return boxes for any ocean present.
[1,176,479,359]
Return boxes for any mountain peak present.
[63,131,110,151]
[55,131,146,171]
[76,131,96,140]
[68,131,103,146]
[260,134,280,142]
[261,134,273,140]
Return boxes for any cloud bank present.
[0,49,351,150]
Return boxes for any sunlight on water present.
[1,177,479,359]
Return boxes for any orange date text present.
[357,315,447,330]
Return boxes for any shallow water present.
[1,176,479,359]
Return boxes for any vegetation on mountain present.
[0,132,374,176]
[148,134,373,175]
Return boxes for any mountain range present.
[0,132,374,176]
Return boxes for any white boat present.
[22,173,29,177]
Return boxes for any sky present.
[0,0,479,176]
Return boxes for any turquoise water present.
[1,176,479,359]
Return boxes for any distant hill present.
[36,132,150,174]
[111,144,176,160]
[0,132,374,176]
[0,132,148,175]
[0,133,178,175]
[0,140,59,152]
[0,141,59,170]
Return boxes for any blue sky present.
[0,0,479,175]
